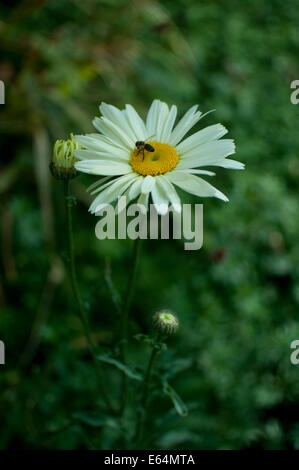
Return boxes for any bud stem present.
[135,333,164,447]
[141,334,163,405]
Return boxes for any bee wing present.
[145,134,155,142]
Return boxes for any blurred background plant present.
[1,0,299,450]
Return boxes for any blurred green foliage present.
[1,0,299,450]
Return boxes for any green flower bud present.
[50,133,79,180]
[153,310,179,336]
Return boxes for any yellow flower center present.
[130,141,179,176]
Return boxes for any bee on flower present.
[73,100,244,214]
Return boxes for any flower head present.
[50,133,79,180]
[74,100,244,213]
[153,310,179,336]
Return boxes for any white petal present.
[176,123,228,155]
[75,159,132,176]
[137,192,149,214]
[124,104,147,141]
[74,135,129,160]
[155,102,169,141]
[90,174,137,213]
[88,177,117,195]
[87,176,113,192]
[90,177,122,196]
[168,105,202,147]
[74,149,128,163]
[115,189,130,215]
[167,171,228,202]
[214,159,245,170]
[145,99,160,138]
[87,133,129,151]
[141,175,155,194]
[99,103,136,142]
[93,117,135,149]
[160,105,177,143]
[145,99,171,140]
[177,139,236,169]
[128,176,143,200]
[151,179,170,215]
[157,175,181,213]
[115,179,143,215]
[174,169,215,176]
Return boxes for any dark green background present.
[1,0,299,449]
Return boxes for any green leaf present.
[163,382,188,417]
[96,354,142,381]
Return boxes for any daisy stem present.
[120,237,142,411]
[64,179,114,412]
[134,333,163,447]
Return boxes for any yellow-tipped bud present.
[50,134,79,180]
[153,310,179,336]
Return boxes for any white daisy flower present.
[74,99,244,215]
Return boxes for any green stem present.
[64,180,114,411]
[120,237,142,412]
[135,334,163,446]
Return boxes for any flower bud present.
[153,310,179,336]
[50,134,79,180]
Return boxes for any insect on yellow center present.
[130,141,179,176]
